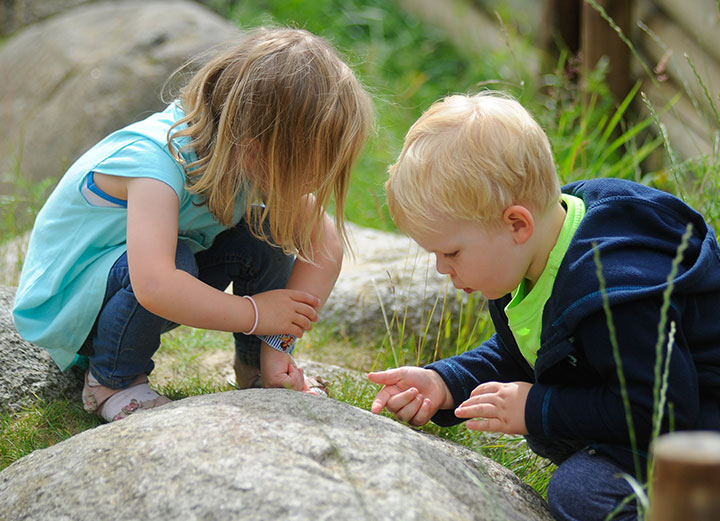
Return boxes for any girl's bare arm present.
[125,177,319,336]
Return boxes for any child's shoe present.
[230,354,263,389]
[82,371,171,422]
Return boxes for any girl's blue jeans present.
[83,220,294,389]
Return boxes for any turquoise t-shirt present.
[13,103,247,370]
[504,194,586,366]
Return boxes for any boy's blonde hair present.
[169,27,374,257]
[386,92,560,234]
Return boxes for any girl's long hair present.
[168,27,374,258]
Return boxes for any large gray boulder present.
[323,223,475,341]
[0,0,94,36]
[0,0,240,193]
[0,389,553,521]
[0,285,83,412]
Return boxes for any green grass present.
[0,158,53,246]
[0,399,101,470]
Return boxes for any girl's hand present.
[454,381,532,434]
[250,289,321,338]
[260,344,310,391]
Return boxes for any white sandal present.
[82,371,171,422]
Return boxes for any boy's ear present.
[502,205,534,245]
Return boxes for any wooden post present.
[650,431,720,521]
[540,0,582,59]
[580,0,633,103]
[541,0,633,102]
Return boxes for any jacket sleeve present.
[524,297,700,447]
[427,331,536,426]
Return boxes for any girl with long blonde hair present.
[13,27,374,422]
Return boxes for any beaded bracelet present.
[241,295,259,335]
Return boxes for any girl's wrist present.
[241,295,259,335]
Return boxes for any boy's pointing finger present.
[368,368,404,385]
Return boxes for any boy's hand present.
[251,290,321,338]
[260,344,310,392]
[454,381,531,435]
[368,367,453,426]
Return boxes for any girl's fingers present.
[295,303,318,324]
[289,290,321,309]
[287,363,306,391]
[297,367,309,392]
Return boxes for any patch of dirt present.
[151,346,234,389]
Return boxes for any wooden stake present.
[581,0,634,103]
[650,431,720,521]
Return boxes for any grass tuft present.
[0,399,101,472]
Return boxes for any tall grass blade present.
[641,92,685,200]
[685,53,720,129]
[372,277,399,367]
[648,223,692,477]
[592,244,642,481]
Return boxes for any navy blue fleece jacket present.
[427,178,720,473]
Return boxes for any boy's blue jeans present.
[527,436,640,521]
[83,220,294,389]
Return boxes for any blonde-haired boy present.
[370,92,720,521]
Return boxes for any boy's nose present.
[435,256,453,276]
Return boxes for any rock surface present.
[0,390,554,521]
[322,223,474,341]
[0,0,94,36]
[0,0,240,193]
[0,285,83,412]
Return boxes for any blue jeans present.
[527,436,640,521]
[84,220,294,389]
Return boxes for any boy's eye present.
[444,251,459,258]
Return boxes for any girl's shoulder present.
[68,104,190,199]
